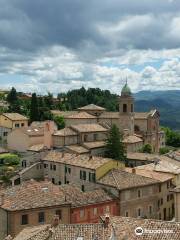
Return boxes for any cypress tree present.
[30,93,39,122]
[105,124,126,161]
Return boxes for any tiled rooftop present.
[70,123,108,133]
[20,126,44,136]
[125,167,174,182]
[83,141,106,149]
[53,127,77,136]
[0,180,70,211]
[98,169,159,190]
[2,113,28,121]
[65,145,90,154]
[123,135,143,144]
[66,111,97,119]
[42,151,112,170]
[13,216,180,240]
[127,152,157,161]
[28,144,45,152]
[109,216,180,240]
[0,181,114,212]
[78,104,106,111]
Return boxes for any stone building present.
[7,121,56,152]
[52,83,165,153]
[0,113,28,144]
[125,166,175,220]
[42,151,124,191]
[172,186,180,222]
[97,169,160,219]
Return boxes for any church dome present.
[121,82,132,96]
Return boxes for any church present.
[52,83,165,155]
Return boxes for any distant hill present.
[134,90,180,130]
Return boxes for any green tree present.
[30,93,39,122]
[6,87,21,113]
[161,126,180,148]
[140,144,152,154]
[105,124,126,161]
[54,116,65,130]
[159,147,170,155]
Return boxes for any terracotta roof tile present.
[83,141,106,149]
[98,169,159,190]
[65,145,90,154]
[70,123,108,133]
[53,127,77,136]
[2,113,28,121]
[42,151,113,170]
[78,104,105,111]
[67,111,96,119]
[123,135,143,144]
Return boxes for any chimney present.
[104,214,110,228]
[132,168,136,174]
[52,215,59,227]
[0,193,5,206]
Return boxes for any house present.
[7,121,56,152]
[97,168,161,219]
[125,166,175,220]
[0,180,71,239]
[0,113,28,143]
[42,151,124,191]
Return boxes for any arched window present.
[123,104,127,113]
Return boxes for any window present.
[93,134,98,141]
[80,170,86,180]
[167,195,169,202]
[15,123,20,128]
[80,209,85,218]
[50,164,53,170]
[137,190,141,198]
[159,184,161,192]
[93,208,98,216]
[44,163,48,168]
[59,181,61,185]
[81,185,85,192]
[125,211,129,217]
[52,178,55,184]
[3,132,8,137]
[89,172,96,182]
[84,134,88,142]
[123,104,127,113]
[22,160,27,168]
[21,214,28,225]
[161,198,163,205]
[53,165,56,171]
[38,212,45,223]
[149,206,152,215]
[56,210,62,220]
[21,123,24,127]
[137,208,141,217]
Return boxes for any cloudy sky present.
[0,0,180,94]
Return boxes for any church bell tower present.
[118,81,134,135]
